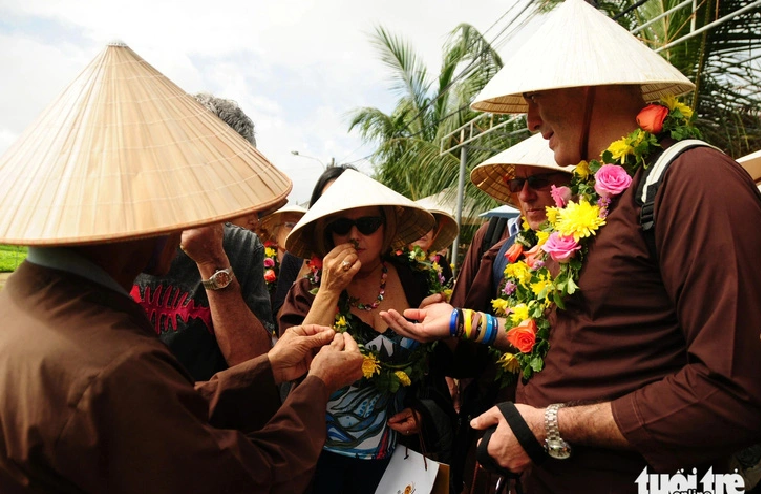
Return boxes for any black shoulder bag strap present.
[476,402,549,494]
[482,217,507,253]
[636,140,719,261]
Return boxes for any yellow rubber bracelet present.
[463,308,474,340]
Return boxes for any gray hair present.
[192,92,256,147]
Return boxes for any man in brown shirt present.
[381,1,761,492]
[0,43,364,493]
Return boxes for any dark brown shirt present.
[0,261,328,494]
[518,147,761,492]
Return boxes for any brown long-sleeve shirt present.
[0,261,328,494]
[519,146,761,492]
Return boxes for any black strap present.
[482,217,507,253]
[476,402,549,480]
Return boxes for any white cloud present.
[0,0,516,203]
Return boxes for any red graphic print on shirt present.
[131,285,213,335]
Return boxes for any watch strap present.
[545,403,565,442]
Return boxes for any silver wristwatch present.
[545,403,572,460]
[201,267,235,290]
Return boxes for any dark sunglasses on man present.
[328,216,384,236]
[505,172,566,193]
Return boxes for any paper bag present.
[375,446,449,494]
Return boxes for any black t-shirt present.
[131,224,273,381]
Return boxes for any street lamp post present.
[291,150,336,169]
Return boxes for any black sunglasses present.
[505,173,564,193]
[328,216,384,236]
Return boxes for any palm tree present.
[348,24,526,217]
[598,0,761,157]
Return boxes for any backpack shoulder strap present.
[636,139,721,260]
[482,216,507,253]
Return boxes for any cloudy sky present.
[0,0,531,205]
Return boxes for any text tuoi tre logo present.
[636,467,746,494]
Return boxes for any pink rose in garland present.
[550,185,573,207]
[263,257,275,268]
[507,318,537,353]
[541,232,581,263]
[636,103,668,134]
[594,164,632,199]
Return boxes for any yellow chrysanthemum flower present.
[531,276,553,297]
[334,315,347,332]
[264,247,277,258]
[432,261,441,272]
[574,160,590,180]
[498,352,520,374]
[545,206,559,226]
[504,261,532,286]
[510,303,529,324]
[491,298,509,316]
[395,371,411,387]
[521,218,530,230]
[608,139,634,164]
[443,288,453,302]
[555,201,606,242]
[536,230,550,247]
[662,95,693,119]
[362,353,381,379]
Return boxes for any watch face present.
[547,440,572,460]
[212,271,232,288]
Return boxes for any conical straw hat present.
[738,149,761,183]
[471,133,571,205]
[0,42,292,246]
[413,201,459,253]
[286,169,434,258]
[259,203,308,235]
[472,0,695,114]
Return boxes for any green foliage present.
[603,0,761,158]
[0,245,27,272]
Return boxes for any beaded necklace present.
[348,261,387,311]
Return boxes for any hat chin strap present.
[578,86,596,161]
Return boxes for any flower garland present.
[262,241,279,293]
[392,245,453,299]
[307,253,437,394]
[490,96,701,382]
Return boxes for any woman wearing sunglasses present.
[280,170,454,493]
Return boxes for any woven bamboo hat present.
[471,133,571,205]
[412,200,459,253]
[738,149,761,183]
[0,42,292,246]
[471,0,695,114]
[285,169,434,258]
[259,203,307,237]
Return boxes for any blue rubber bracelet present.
[485,315,498,346]
[449,308,459,337]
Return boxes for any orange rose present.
[263,269,277,283]
[507,318,537,353]
[636,104,668,134]
[524,245,543,269]
[505,243,524,263]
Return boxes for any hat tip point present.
[107,40,128,47]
